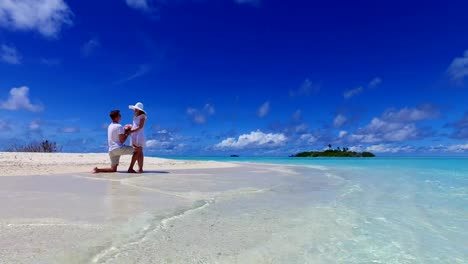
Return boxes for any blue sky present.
[1,0,468,156]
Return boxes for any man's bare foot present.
[128,169,137,173]
[93,167,99,174]
[138,169,143,174]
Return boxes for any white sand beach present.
[0,152,238,177]
[0,152,336,264]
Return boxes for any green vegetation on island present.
[291,145,375,158]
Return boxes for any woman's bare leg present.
[128,148,138,173]
[138,148,144,173]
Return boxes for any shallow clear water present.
[155,157,468,263]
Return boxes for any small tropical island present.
[291,145,376,158]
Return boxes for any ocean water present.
[156,156,468,263]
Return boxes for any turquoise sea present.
[157,156,468,263]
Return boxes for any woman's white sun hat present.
[129,102,146,113]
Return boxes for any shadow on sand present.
[117,171,170,174]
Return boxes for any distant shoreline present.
[291,150,376,158]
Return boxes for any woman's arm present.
[130,117,146,133]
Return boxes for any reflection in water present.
[106,180,142,222]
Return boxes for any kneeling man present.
[93,110,134,173]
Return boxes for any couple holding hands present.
[93,102,147,174]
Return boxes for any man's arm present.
[119,131,129,143]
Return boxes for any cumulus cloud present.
[146,139,186,152]
[187,103,215,124]
[338,130,348,138]
[257,101,270,118]
[381,104,440,123]
[365,144,414,153]
[215,130,287,149]
[446,143,468,152]
[0,86,43,112]
[0,0,73,38]
[289,79,320,97]
[81,38,100,57]
[447,50,468,81]
[349,118,420,143]
[368,77,382,89]
[343,87,363,99]
[348,144,413,153]
[1,44,21,64]
[333,114,347,128]
[346,105,439,144]
[144,128,188,153]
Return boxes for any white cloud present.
[446,143,468,152]
[343,86,363,99]
[0,0,73,38]
[338,130,348,138]
[447,50,468,81]
[0,86,43,112]
[145,128,187,153]
[215,130,287,149]
[58,126,79,133]
[368,77,382,89]
[300,133,317,144]
[146,139,158,148]
[348,144,413,153]
[1,44,21,64]
[346,105,439,144]
[290,79,320,97]
[257,101,270,118]
[381,105,439,123]
[81,38,100,57]
[29,120,41,131]
[187,103,215,124]
[333,114,347,128]
[365,144,414,153]
[126,0,151,12]
[349,117,420,143]
[146,139,186,151]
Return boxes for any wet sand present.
[0,153,335,263]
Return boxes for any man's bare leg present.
[93,166,118,173]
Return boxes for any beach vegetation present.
[291,147,375,157]
[5,140,61,153]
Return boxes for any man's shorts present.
[109,146,134,167]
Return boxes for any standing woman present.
[128,102,147,173]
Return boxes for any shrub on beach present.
[5,140,61,153]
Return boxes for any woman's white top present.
[131,114,147,147]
